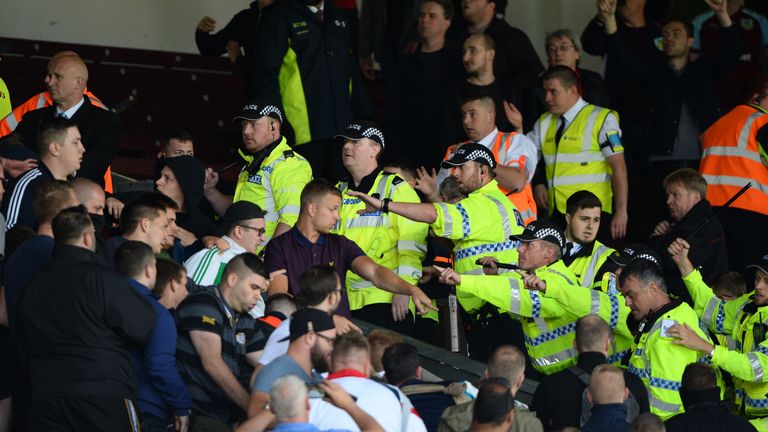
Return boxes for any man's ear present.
[416,366,423,380]
[623,386,629,401]
[226,271,238,288]
[587,389,593,404]
[140,217,150,233]
[48,141,61,157]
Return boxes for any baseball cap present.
[232,99,284,123]
[222,201,266,232]
[746,254,768,276]
[608,244,663,268]
[280,308,336,342]
[334,120,386,147]
[440,143,497,170]
[510,220,566,252]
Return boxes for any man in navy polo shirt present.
[264,179,435,321]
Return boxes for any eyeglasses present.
[238,224,266,236]
[546,44,575,54]
[315,332,336,344]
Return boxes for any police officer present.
[616,259,713,420]
[562,190,618,290]
[333,121,428,333]
[203,100,312,252]
[668,238,768,431]
[436,220,584,375]
[347,143,524,359]
[527,65,628,241]
[417,93,538,225]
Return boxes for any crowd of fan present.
[1,0,768,431]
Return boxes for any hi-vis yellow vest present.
[234,137,312,252]
[334,172,428,311]
[430,180,524,313]
[567,240,616,290]
[540,105,617,215]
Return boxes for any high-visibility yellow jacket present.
[625,299,713,420]
[334,171,428,311]
[233,137,312,252]
[430,179,524,313]
[457,260,584,375]
[684,269,768,425]
[565,240,616,290]
[539,104,620,215]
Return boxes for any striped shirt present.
[184,236,246,285]
[175,287,260,424]
[2,163,54,230]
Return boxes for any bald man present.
[13,53,120,188]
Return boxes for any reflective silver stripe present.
[748,352,764,382]
[701,146,764,164]
[345,214,388,229]
[398,240,427,253]
[35,94,47,109]
[531,347,577,368]
[738,112,765,149]
[548,173,612,187]
[263,211,280,222]
[582,244,611,287]
[702,175,768,195]
[590,290,601,315]
[582,108,604,152]
[701,297,720,328]
[485,194,513,238]
[464,268,485,275]
[519,208,536,222]
[278,204,301,216]
[397,265,422,279]
[534,317,549,333]
[436,203,453,236]
[648,393,680,414]
[2,112,18,131]
[545,268,575,285]
[544,152,605,165]
[350,280,375,289]
[509,278,522,314]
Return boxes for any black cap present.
[222,201,266,232]
[608,244,663,268]
[334,120,386,147]
[510,220,566,252]
[440,143,497,170]
[280,308,335,342]
[232,99,284,123]
[746,254,768,276]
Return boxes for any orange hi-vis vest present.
[699,104,768,216]
[0,90,113,193]
[443,131,537,224]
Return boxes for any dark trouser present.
[352,303,415,335]
[717,207,768,272]
[189,413,231,432]
[550,210,615,247]
[298,138,345,184]
[28,396,141,432]
[140,412,170,432]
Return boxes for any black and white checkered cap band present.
[464,149,494,165]
[533,227,564,247]
[361,127,385,147]
[633,253,659,265]
[241,104,283,123]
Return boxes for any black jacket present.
[252,0,373,143]
[196,1,262,92]
[650,199,728,303]
[531,352,649,431]
[16,244,156,399]
[604,23,740,156]
[520,68,609,133]
[665,401,756,432]
[14,95,121,188]
[453,17,543,101]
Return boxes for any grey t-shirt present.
[252,354,322,393]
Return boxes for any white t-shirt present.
[309,373,407,432]
[258,318,291,365]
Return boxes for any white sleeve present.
[502,134,539,182]
[258,319,290,365]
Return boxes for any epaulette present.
[283,150,295,158]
